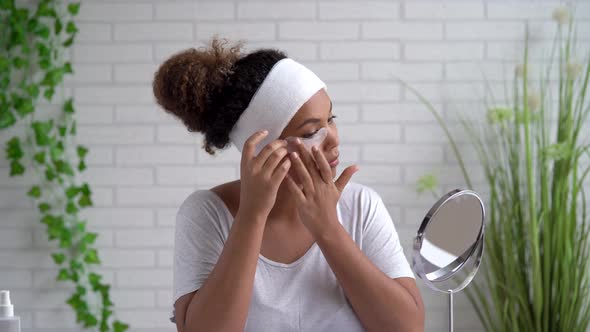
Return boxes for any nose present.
[322,125,339,154]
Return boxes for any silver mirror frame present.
[411,188,486,332]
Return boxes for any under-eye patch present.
[284,127,328,154]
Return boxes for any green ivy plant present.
[1,1,129,331]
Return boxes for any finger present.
[294,139,320,179]
[334,165,359,193]
[254,139,288,170]
[263,146,289,172]
[311,146,332,183]
[283,174,306,202]
[271,158,292,185]
[242,130,269,166]
[290,151,315,195]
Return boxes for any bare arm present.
[175,131,290,332]
[175,210,266,332]
[315,218,425,332]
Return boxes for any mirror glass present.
[413,189,485,293]
[421,193,483,280]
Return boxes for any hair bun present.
[152,36,244,133]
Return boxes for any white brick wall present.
[1,1,589,331]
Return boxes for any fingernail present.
[312,146,318,152]
[295,138,301,144]
[292,152,298,159]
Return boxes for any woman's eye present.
[301,115,337,138]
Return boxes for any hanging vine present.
[1,0,129,331]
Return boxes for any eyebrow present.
[296,100,333,130]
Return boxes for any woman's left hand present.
[284,139,359,237]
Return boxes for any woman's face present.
[278,89,340,182]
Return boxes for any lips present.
[329,158,339,167]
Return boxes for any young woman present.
[152,36,425,332]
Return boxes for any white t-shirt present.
[170,181,415,331]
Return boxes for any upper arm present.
[361,190,415,279]
[174,290,198,332]
[172,203,226,326]
[394,277,425,324]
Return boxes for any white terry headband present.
[229,58,327,156]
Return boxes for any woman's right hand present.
[238,130,291,219]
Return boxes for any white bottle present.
[0,290,20,332]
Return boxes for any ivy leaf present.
[63,62,73,74]
[32,120,53,146]
[63,98,74,113]
[35,42,50,57]
[27,185,41,198]
[56,268,70,281]
[101,308,113,321]
[54,160,74,176]
[51,252,66,265]
[36,2,56,18]
[58,126,67,137]
[113,320,130,332]
[66,21,78,34]
[80,183,91,196]
[26,17,39,33]
[59,228,72,248]
[41,214,58,226]
[34,151,45,164]
[78,160,86,171]
[5,137,23,160]
[88,272,102,291]
[84,249,100,264]
[0,108,16,129]
[100,321,109,332]
[10,160,25,176]
[70,260,83,272]
[82,232,98,245]
[49,141,64,161]
[67,2,81,15]
[65,185,81,199]
[15,98,34,117]
[38,202,51,213]
[45,167,57,181]
[0,0,13,10]
[25,83,40,98]
[39,57,51,70]
[0,77,9,90]
[78,194,92,208]
[75,221,86,233]
[76,145,88,158]
[50,142,64,160]
[82,313,98,327]
[12,56,27,68]
[44,87,55,101]
[63,36,74,47]
[66,201,79,215]
[54,18,62,35]
[34,24,51,40]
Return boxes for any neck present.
[266,180,301,226]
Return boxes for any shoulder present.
[177,181,237,217]
[340,181,383,207]
[339,181,385,218]
[175,189,225,228]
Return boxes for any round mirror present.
[412,188,485,293]
[411,188,485,332]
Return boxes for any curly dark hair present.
[152,36,288,156]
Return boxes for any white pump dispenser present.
[0,290,20,332]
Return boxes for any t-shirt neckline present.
[204,189,341,268]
